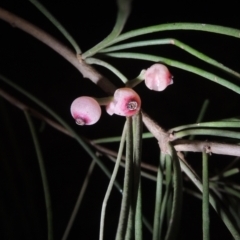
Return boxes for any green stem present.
[125,209,134,240]
[62,160,95,240]
[101,39,240,79]
[100,122,127,240]
[24,111,53,240]
[164,144,182,240]
[184,188,203,199]
[210,168,240,181]
[94,96,113,106]
[133,112,143,240]
[195,100,210,124]
[93,122,240,143]
[104,52,240,94]
[0,74,122,193]
[170,120,240,132]
[188,99,209,141]
[210,184,240,199]
[125,70,145,88]
[159,155,172,238]
[0,76,157,237]
[107,154,158,182]
[110,23,240,45]
[143,217,153,234]
[179,157,240,239]
[135,180,142,240]
[186,99,209,152]
[85,58,128,83]
[202,151,210,240]
[152,152,164,240]
[101,39,172,52]
[29,0,81,54]
[93,136,123,144]
[82,0,132,58]
[171,129,240,140]
[115,117,133,240]
[224,197,240,231]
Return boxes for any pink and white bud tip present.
[70,96,101,125]
[144,63,173,91]
[106,88,141,117]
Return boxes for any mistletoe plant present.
[0,0,240,240]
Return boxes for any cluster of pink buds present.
[70,96,101,126]
[70,88,141,125]
[144,63,173,91]
[106,88,141,117]
[70,63,172,126]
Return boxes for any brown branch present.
[0,7,116,95]
[1,7,240,159]
[0,87,72,137]
[0,7,169,151]
[142,111,170,153]
[173,139,240,157]
[0,87,157,172]
[1,85,240,175]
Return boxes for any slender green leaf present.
[24,111,53,240]
[29,0,81,54]
[62,160,96,240]
[0,74,122,193]
[100,122,127,240]
[133,112,143,240]
[171,121,240,132]
[116,117,133,240]
[82,0,132,58]
[171,128,240,140]
[202,151,210,240]
[164,144,182,240]
[105,52,240,94]
[188,99,209,142]
[210,168,240,181]
[111,23,240,46]
[179,157,240,239]
[152,152,164,240]
[85,57,128,83]
[159,155,172,239]
[101,39,240,79]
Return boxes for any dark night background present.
[0,0,240,239]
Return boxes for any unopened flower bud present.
[144,63,173,91]
[106,88,141,117]
[70,96,101,125]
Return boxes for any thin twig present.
[0,7,116,95]
[1,87,240,159]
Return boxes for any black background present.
[0,0,240,239]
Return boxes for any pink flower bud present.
[70,96,101,125]
[106,88,141,117]
[144,63,173,91]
